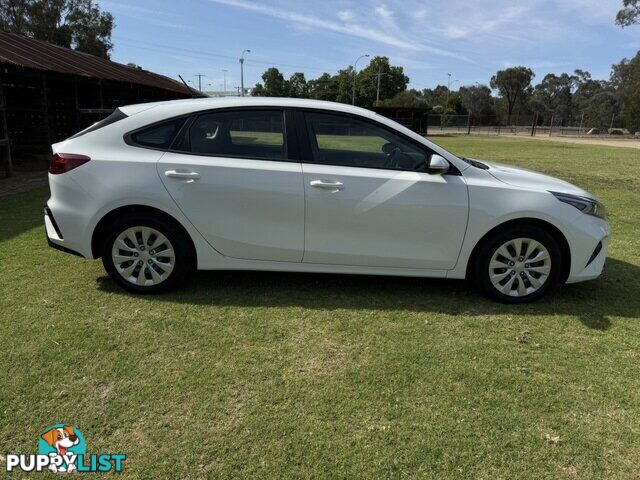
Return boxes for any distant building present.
[0,30,194,175]
[203,90,240,98]
[203,88,252,97]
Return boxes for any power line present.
[194,73,205,91]
[113,36,336,74]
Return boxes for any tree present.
[0,0,114,58]
[611,50,640,132]
[445,91,464,114]
[617,0,640,26]
[418,85,449,108]
[308,73,338,101]
[356,56,409,106]
[459,84,494,121]
[568,70,615,128]
[250,83,266,96]
[287,72,308,98]
[331,68,355,104]
[66,0,114,58]
[531,73,577,124]
[250,57,408,106]
[378,89,427,108]
[490,67,534,124]
[581,91,620,129]
[252,67,287,97]
[0,0,28,34]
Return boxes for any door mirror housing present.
[428,154,449,174]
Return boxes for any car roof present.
[119,97,381,120]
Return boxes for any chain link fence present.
[424,114,636,137]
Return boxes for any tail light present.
[49,153,91,174]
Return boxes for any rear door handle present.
[164,170,201,182]
[310,180,344,190]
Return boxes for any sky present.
[101,0,640,93]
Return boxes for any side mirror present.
[428,154,449,174]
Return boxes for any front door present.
[158,109,304,262]
[301,111,468,270]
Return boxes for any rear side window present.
[69,108,128,139]
[130,117,187,149]
[187,110,285,160]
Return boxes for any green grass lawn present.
[231,130,389,152]
[315,133,388,152]
[1,136,639,478]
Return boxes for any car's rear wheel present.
[101,214,193,293]
[474,225,562,303]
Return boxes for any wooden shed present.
[0,30,193,176]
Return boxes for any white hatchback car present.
[45,98,609,302]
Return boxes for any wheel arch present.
[91,205,197,266]
[466,217,571,284]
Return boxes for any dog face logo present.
[38,424,86,473]
[41,426,79,456]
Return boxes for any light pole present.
[375,69,391,106]
[352,54,370,105]
[446,73,458,102]
[222,69,228,94]
[240,50,251,97]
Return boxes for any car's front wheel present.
[101,214,193,293]
[474,225,562,303]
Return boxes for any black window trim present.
[70,108,128,140]
[123,105,459,174]
[184,108,289,162]
[123,113,193,152]
[296,107,459,175]
[125,106,293,163]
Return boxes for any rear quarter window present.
[128,117,188,150]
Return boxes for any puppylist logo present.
[5,424,126,473]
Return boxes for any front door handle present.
[164,170,201,182]
[310,180,344,190]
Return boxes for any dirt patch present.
[0,171,48,197]
[530,135,640,150]
[428,131,640,150]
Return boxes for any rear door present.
[299,111,468,270]
[156,108,304,262]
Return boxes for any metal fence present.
[424,114,635,137]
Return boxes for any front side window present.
[188,110,286,160]
[305,112,430,171]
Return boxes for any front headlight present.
[550,191,606,219]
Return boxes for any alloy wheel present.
[488,237,551,297]
[111,226,175,286]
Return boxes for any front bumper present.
[565,214,610,284]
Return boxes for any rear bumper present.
[45,171,96,258]
[44,205,84,258]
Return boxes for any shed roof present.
[0,30,190,94]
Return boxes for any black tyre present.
[101,213,193,294]
[474,225,562,303]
